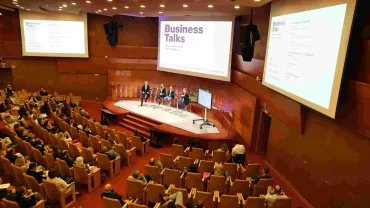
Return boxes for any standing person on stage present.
[164,85,175,106]
[178,88,190,110]
[157,83,166,105]
[141,81,150,106]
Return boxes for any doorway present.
[0,68,13,90]
[256,111,272,153]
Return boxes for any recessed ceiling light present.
[255,0,261,1]
[71,2,76,5]
[95,11,99,13]
[26,9,30,11]
[20,7,24,9]
[183,4,188,8]
[140,12,143,14]
[104,8,107,11]
[159,11,162,14]
[13,0,18,2]
[107,0,112,1]
[112,7,116,10]
[160,4,165,8]
[0,12,2,15]
[58,9,62,10]
[98,10,102,12]
[16,5,20,7]
[59,6,63,8]
[208,5,213,8]
[63,4,67,7]
[86,1,91,3]
[140,5,145,8]
[12,2,17,4]
[234,5,240,9]
[124,6,129,9]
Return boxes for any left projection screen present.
[19,10,89,58]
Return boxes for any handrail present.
[212,105,231,138]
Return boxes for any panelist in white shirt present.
[164,85,175,106]
[140,81,150,106]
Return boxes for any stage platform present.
[102,97,231,142]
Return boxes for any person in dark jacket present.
[250,167,272,185]
[26,163,46,183]
[5,148,18,163]
[101,184,126,206]
[13,186,37,208]
[178,88,190,110]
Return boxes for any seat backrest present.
[207,175,226,194]
[163,168,181,187]
[56,158,71,177]
[43,180,62,201]
[70,126,79,140]
[230,179,250,198]
[223,163,238,180]
[44,151,56,170]
[14,137,26,155]
[95,123,105,138]
[170,187,189,201]
[96,153,111,171]
[32,147,45,167]
[147,183,165,204]
[193,191,213,208]
[101,139,112,151]
[130,136,142,150]
[81,147,95,164]
[24,173,42,193]
[159,153,173,169]
[219,195,239,208]
[245,197,265,208]
[185,172,203,191]
[78,131,89,147]
[105,128,117,141]
[58,139,69,152]
[271,197,291,208]
[212,150,226,163]
[117,131,129,148]
[178,156,192,171]
[89,134,101,152]
[23,141,34,160]
[73,165,88,184]
[190,148,205,161]
[88,120,98,135]
[198,160,215,175]
[171,144,184,157]
[102,197,122,208]
[128,203,148,208]
[245,164,260,178]
[114,145,129,164]
[11,164,26,186]
[2,198,20,208]
[49,134,59,147]
[144,165,161,183]
[126,179,145,201]
[255,179,274,196]
[69,144,81,159]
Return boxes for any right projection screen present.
[262,0,357,118]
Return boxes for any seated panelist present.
[178,88,190,110]
[164,85,175,106]
[157,83,166,105]
[141,81,150,106]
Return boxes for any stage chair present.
[44,151,56,170]
[81,147,96,165]
[126,179,147,203]
[254,179,274,196]
[114,144,136,166]
[162,168,181,188]
[193,190,216,208]
[229,179,251,198]
[207,175,228,195]
[24,173,46,198]
[117,131,131,149]
[171,144,184,157]
[96,153,120,177]
[11,164,26,186]
[68,144,81,159]
[131,136,150,155]
[239,163,260,179]
[23,141,35,161]
[73,165,101,192]
[184,172,203,192]
[211,150,226,164]
[102,197,129,208]
[2,198,45,208]
[101,139,113,151]
[239,194,265,208]
[159,153,174,169]
[146,182,166,206]
[190,147,206,161]
[56,158,74,178]
[43,180,76,208]
[217,194,239,208]
[145,165,163,184]
[223,163,238,181]
[32,147,46,167]
[78,131,90,147]
[198,160,215,175]
[89,134,101,153]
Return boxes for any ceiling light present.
[26,9,30,11]
[159,11,162,14]
[124,6,129,9]
[107,0,112,1]
[255,0,261,1]
[86,1,91,3]
[208,5,213,8]
[95,11,99,13]
[13,0,18,2]
[71,2,76,5]
[59,6,63,8]
[140,5,145,8]
[0,12,2,15]
[58,9,62,10]
[63,4,67,7]
[12,2,17,4]
[104,8,107,11]
[16,5,20,7]
[140,12,143,14]
[234,5,240,9]
[20,7,24,9]
[112,7,116,10]
[183,4,188,8]
[160,4,165,8]
[98,9,102,12]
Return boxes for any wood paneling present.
[231,54,265,78]
[89,44,158,59]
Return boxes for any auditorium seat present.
[56,158,74,178]
[117,131,130,149]
[44,151,56,170]
[229,179,251,198]
[253,178,274,196]
[96,152,121,177]
[102,197,128,208]
[223,163,238,181]
[171,144,184,157]
[198,160,215,175]
[89,134,101,153]
[14,136,26,155]
[192,190,216,208]
[184,172,203,192]
[11,164,26,186]
[207,175,227,195]
[168,185,191,201]
[217,193,239,208]
[24,173,46,198]
[240,163,260,179]
[69,144,81,159]
[126,179,146,203]
[211,150,226,163]
[114,144,136,166]
[81,147,96,165]
[58,139,70,152]
[23,141,35,161]
[146,182,166,205]
[2,157,15,183]
[131,136,150,155]
[2,198,45,208]
[73,165,101,192]
[177,156,193,171]
[162,168,181,188]
[70,126,79,140]
[32,147,46,167]
[159,153,174,169]
[240,195,265,208]
[145,165,163,184]
[269,197,291,208]
[78,131,90,148]
[190,148,206,161]
[128,199,161,208]
[43,180,76,208]
[101,139,113,151]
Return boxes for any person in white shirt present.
[264,185,288,204]
[164,86,175,106]
[46,170,78,196]
[231,140,245,156]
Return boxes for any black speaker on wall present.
[240,24,260,62]
[104,21,118,47]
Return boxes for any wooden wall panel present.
[89,44,158,59]
[231,54,265,78]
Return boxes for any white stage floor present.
[113,100,220,134]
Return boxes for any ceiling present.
[0,0,273,17]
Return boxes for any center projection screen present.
[158,16,234,82]
[262,0,357,118]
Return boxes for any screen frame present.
[157,16,235,82]
[19,10,89,58]
[262,0,357,119]
[198,88,213,110]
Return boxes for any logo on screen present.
[272,21,285,32]
[164,24,204,43]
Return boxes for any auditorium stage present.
[102,97,232,142]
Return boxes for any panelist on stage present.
[141,81,150,106]
[164,85,175,106]
[178,88,190,110]
[157,83,166,105]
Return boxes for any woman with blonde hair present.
[15,156,29,172]
[213,163,225,177]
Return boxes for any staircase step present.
[121,119,151,132]
[126,114,160,127]
[118,122,150,138]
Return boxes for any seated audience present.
[212,163,226,178]
[39,87,48,96]
[264,185,288,204]
[74,156,91,173]
[26,162,47,183]
[128,170,149,187]
[250,167,272,185]
[188,163,198,173]
[11,186,40,208]
[101,184,126,206]
[15,156,30,172]
[57,132,72,143]
[0,136,12,148]
[5,84,15,97]
[193,139,205,152]
[47,170,78,195]
[105,133,117,146]
[231,140,246,164]
[80,109,90,119]
[149,157,163,171]
[100,146,120,161]
[161,191,186,208]
[53,148,74,168]
[134,129,148,142]
[218,143,229,156]
[5,148,18,163]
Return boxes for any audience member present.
[5,148,18,163]
[100,146,120,161]
[15,156,29,172]
[264,185,288,204]
[0,136,12,148]
[231,140,246,164]
[11,186,39,208]
[80,109,90,119]
[149,157,163,171]
[47,170,77,195]
[39,88,48,96]
[212,163,226,178]
[128,170,149,187]
[250,167,272,185]
[193,139,205,152]
[188,163,198,173]
[161,191,186,208]
[5,84,15,97]
[26,162,46,183]
[101,184,126,206]
[218,143,229,156]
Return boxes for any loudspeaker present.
[104,21,118,47]
[240,24,260,62]
[240,44,254,62]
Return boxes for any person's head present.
[263,167,270,175]
[15,156,25,167]
[173,138,179,144]
[194,139,200,146]
[144,81,148,85]
[149,158,155,166]
[214,163,224,176]
[134,129,139,135]
[170,86,173,90]
[51,146,60,154]
[167,201,176,208]
[7,84,11,89]
[183,88,187,93]
[233,140,239,146]
[16,186,26,196]
[189,163,197,172]
[48,169,58,179]
[29,162,37,171]
[160,83,164,88]
[51,127,58,134]
[275,185,282,194]
[61,150,69,156]
[220,143,228,152]
[267,186,275,195]
[6,148,14,155]
[40,87,44,91]
[81,109,87,115]
[132,170,140,179]
[75,156,84,166]
[101,146,107,153]
[104,184,113,192]
[196,200,204,208]
[77,125,83,131]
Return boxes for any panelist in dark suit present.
[157,83,166,105]
[178,88,190,110]
[164,85,175,106]
[141,81,150,106]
